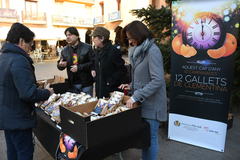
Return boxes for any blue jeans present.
[142,119,160,160]
[73,84,93,96]
[4,129,34,160]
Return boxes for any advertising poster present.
[168,0,240,152]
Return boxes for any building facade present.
[0,0,165,52]
[92,0,166,41]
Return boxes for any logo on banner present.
[174,120,181,126]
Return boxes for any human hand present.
[118,84,130,90]
[70,65,78,72]
[59,59,67,67]
[91,70,96,77]
[126,98,135,108]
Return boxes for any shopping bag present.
[55,132,85,160]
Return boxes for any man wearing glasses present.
[0,22,53,160]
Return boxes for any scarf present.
[128,38,154,66]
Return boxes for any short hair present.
[6,23,35,44]
[64,27,79,37]
[122,21,152,46]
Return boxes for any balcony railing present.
[108,11,121,22]
[22,11,47,24]
[93,16,104,25]
[52,15,93,27]
[55,0,95,5]
[0,8,18,22]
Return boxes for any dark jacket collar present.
[68,41,82,49]
[101,41,112,51]
[1,42,33,64]
[95,41,112,52]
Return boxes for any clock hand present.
[201,24,204,40]
[200,19,204,40]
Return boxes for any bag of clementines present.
[55,133,85,160]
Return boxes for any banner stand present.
[169,0,240,152]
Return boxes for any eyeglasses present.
[30,41,34,46]
[26,41,34,49]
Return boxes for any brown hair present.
[122,20,152,46]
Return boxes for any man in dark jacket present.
[57,27,94,95]
[0,23,53,160]
[91,27,127,98]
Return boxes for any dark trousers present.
[4,129,34,160]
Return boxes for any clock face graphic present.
[184,13,225,50]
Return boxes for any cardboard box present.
[59,96,142,149]
[37,76,66,89]
[54,75,65,83]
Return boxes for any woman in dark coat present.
[91,26,127,98]
[0,23,53,160]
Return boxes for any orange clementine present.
[180,44,188,56]
[60,138,66,153]
[223,33,237,57]
[172,34,183,55]
[180,44,197,58]
[207,46,226,59]
[68,145,78,159]
[185,46,197,58]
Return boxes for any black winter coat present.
[93,42,127,98]
[57,42,94,87]
[0,43,51,130]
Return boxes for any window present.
[1,0,9,8]
[25,0,38,17]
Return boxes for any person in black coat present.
[57,27,94,95]
[0,23,53,160]
[91,26,127,98]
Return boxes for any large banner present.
[168,0,239,152]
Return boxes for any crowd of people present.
[0,21,167,160]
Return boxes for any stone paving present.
[0,60,239,160]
